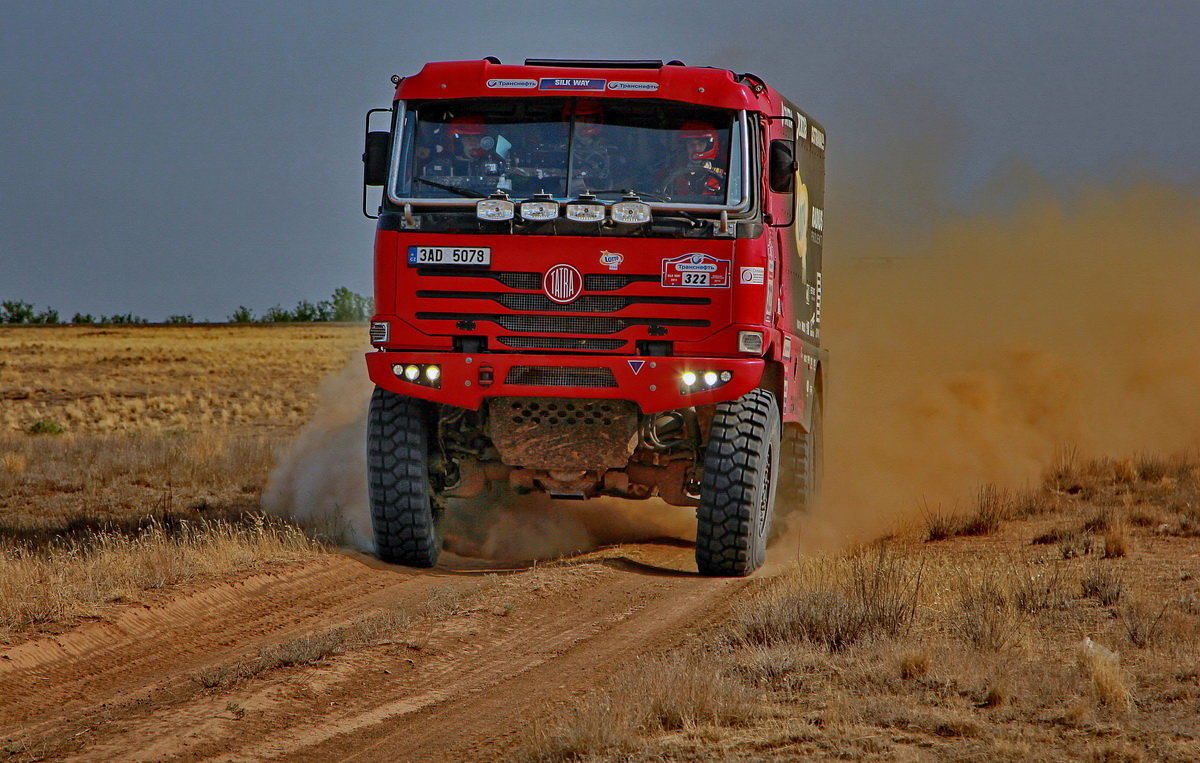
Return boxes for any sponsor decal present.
[783,336,793,360]
[811,207,824,232]
[599,250,624,270]
[811,126,826,150]
[628,359,646,375]
[543,263,583,304]
[486,78,537,89]
[539,77,606,91]
[740,266,765,285]
[797,114,809,140]
[607,80,659,92]
[661,253,731,288]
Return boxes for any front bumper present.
[366,351,765,413]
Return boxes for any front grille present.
[498,337,627,351]
[505,366,618,388]
[498,315,627,334]
[498,293,627,313]
[416,268,657,292]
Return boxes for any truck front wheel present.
[695,388,780,577]
[367,387,441,567]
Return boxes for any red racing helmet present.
[679,120,720,161]
[567,99,604,138]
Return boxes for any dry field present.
[0,325,1197,761]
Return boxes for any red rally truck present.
[361,58,826,576]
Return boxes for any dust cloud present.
[262,354,694,559]
[791,179,1200,550]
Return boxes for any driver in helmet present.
[664,120,727,198]
[421,115,506,178]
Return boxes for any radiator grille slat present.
[505,366,618,388]
[497,337,627,351]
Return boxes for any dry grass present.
[526,452,1200,760]
[0,516,317,631]
[923,484,1015,541]
[194,608,413,689]
[0,325,361,435]
[731,546,922,652]
[519,653,758,761]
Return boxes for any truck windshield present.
[391,97,739,207]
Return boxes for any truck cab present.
[362,58,825,575]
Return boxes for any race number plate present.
[407,246,491,266]
[661,253,731,288]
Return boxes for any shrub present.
[166,314,194,325]
[26,419,66,436]
[1,300,35,324]
[71,313,96,324]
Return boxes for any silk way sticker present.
[661,253,731,288]
[539,77,606,91]
[628,360,646,375]
[740,266,765,285]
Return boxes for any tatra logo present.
[543,264,583,304]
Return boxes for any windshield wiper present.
[413,177,486,199]
[591,188,670,202]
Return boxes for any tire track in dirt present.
[0,553,478,746]
[24,544,744,762]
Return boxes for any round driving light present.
[719,370,733,382]
[404,365,420,381]
[681,371,697,387]
[703,371,719,387]
[610,201,651,224]
[565,193,605,222]
[425,365,441,382]
[476,198,515,221]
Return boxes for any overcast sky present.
[1,1,1197,320]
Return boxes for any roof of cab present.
[393,59,781,113]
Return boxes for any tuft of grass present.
[959,485,1011,536]
[731,547,923,652]
[194,608,412,689]
[1118,600,1168,649]
[1078,639,1131,711]
[1102,522,1131,559]
[956,576,1019,651]
[519,653,757,762]
[26,419,66,435]
[898,651,930,680]
[1080,565,1124,606]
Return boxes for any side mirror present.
[768,139,796,193]
[362,131,390,186]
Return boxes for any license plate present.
[407,246,491,266]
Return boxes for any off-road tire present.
[367,387,441,567]
[775,395,823,537]
[695,388,781,577]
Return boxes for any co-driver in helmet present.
[664,120,727,199]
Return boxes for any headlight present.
[392,363,441,389]
[565,192,605,222]
[610,200,651,224]
[476,198,515,221]
[679,369,732,395]
[520,193,559,221]
[738,330,764,354]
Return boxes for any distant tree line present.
[0,288,373,326]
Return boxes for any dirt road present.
[0,543,745,761]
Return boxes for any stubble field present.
[0,324,1197,761]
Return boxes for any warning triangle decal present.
[628,360,646,375]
